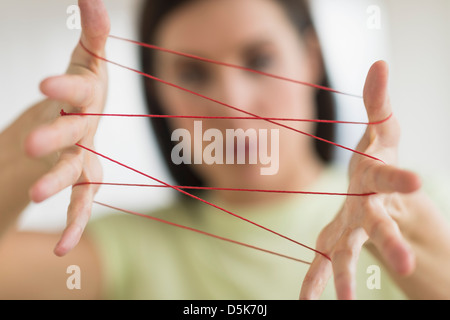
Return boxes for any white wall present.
[385,0,450,176]
[1,1,449,231]
[311,0,450,179]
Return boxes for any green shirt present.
[87,167,406,300]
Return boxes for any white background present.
[0,0,449,231]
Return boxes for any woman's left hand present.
[299,61,422,300]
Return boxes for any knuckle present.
[316,224,338,250]
[367,217,387,238]
[61,155,83,182]
[368,217,399,248]
[362,197,377,214]
[331,247,355,262]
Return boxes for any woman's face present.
[152,0,323,202]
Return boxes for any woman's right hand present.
[23,0,110,256]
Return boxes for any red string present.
[75,142,331,261]
[67,34,392,264]
[108,35,362,99]
[78,37,387,164]
[61,110,393,126]
[93,200,311,265]
[74,181,376,197]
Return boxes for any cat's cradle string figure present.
[61,32,390,267]
[2,0,450,301]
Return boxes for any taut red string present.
[61,109,393,126]
[74,181,376,197]
[93,200,311,265]
[65,34,392,265]
[75,143,332,261]
[77,36,387,164]
[108,35,362,99]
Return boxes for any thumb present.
[79,0,110,55]
[71,0,110,71]
[362,60,400,148]
[363,60,392,123]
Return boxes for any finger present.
[331,228,367,300]
[363,61,400,147]
[363,60,392,123]
[54,182,95,257]
[79,0,110,54]
[39,74,97,108]
[71,0,110,70]
[25,114,88,158]
[364,200,415,276]
[364,163,422,194]
[29,147,84,203]
[299,255,333,300]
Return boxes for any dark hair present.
[139,0,336,188]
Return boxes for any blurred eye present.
[245,51,273,72]
[176,63,210,86]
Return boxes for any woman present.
[0,0,449,300]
